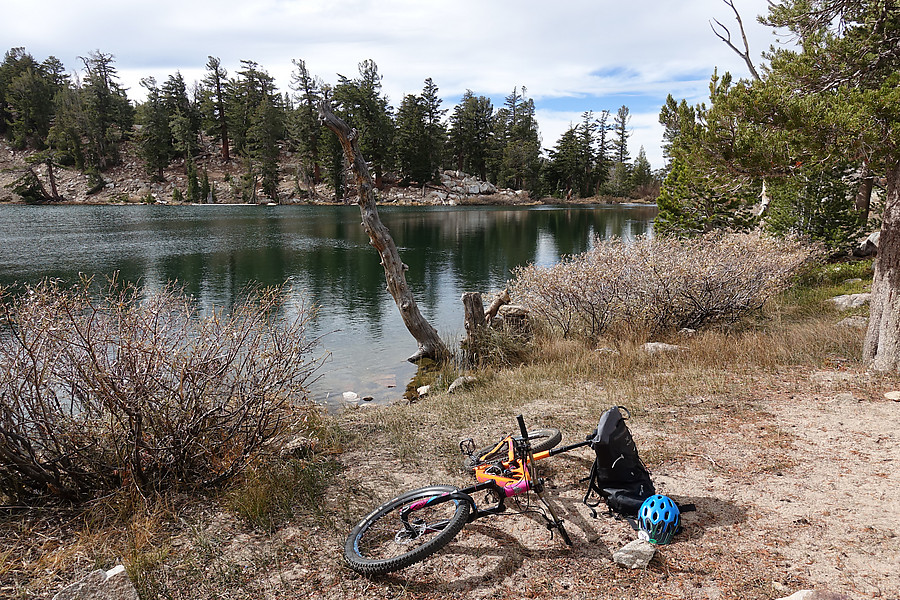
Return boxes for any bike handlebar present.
[516,414,529,442]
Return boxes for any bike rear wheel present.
[344,485,471,575]
[463,428,562,472]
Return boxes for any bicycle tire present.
[463,428,562,472]
[344,485,470,576]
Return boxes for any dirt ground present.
[296,367,897,600]
[80,363,893,600]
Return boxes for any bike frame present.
[399,419,591,532]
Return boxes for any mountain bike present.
[343,415,592,576]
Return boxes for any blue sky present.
[2,0,782,170]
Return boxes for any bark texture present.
[863,163,900,371]
[318,100,448,363]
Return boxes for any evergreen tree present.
[609,105,632,196]
[394,93,430,184]
[78,50,134,170]
[162,71,200,169]
[201,56,230,161]
[420,78,446,182]
[289,58,324,185]
[447,90,493,180]
[631,146,654,193]
[137,77,172,181]
[332,59,394,188]
[247,94,283,201]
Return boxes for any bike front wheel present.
[344,485,471,576]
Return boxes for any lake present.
[0,203,656,408]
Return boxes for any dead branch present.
[317,97,448,363]
[711,0,761,81]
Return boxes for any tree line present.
[0,48,658,203]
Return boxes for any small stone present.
[612,539,656,569]
[884,391,900,401]
[643,342,683,354]
[448,376,477,394]
[416,385,430,397]
[342,391,359,402]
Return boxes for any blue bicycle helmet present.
[638,494,680,545]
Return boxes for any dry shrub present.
[511,232,816,342]
[0,277,324,503]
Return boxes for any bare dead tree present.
[318,98,449,363]
[711,0,761,81]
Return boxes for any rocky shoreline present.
[0,142,653,207]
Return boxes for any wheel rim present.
[355,495,463,562]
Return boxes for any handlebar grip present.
[516,414,528,440]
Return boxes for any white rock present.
[416,385,430,396]
[643,342,683,353]
[342,391,359,402]
[612,539,656,569]
[52,564,138,600]
[827,293,871,311]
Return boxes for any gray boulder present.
[827,293,871,311]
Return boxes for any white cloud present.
[3,0,779,170]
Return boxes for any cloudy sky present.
[4,0,782,170]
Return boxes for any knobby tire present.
[344,485,470,576]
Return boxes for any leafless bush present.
[511,232,816,342]
[0,278,324,503]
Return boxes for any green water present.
[0,203,656,407]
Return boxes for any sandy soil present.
[150,364,898,600]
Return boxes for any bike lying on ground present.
[343,414,592,576]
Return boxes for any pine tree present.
[289,58,324,185]
[138,77,172,181]
[201,56,230,161]
[394,93,430,184]
[78,50,133,170]
[609,105,632,196]
[447,90,493,180]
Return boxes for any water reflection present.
[0,203,656,408]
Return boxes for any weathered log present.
[462,292,485,341]
[318,99,448,363]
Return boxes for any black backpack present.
[583,406,655,518]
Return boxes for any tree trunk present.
[863,162,900,370]
[46,158,59,199]
[318,100,449,363]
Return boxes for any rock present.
[361,396,374,402]
[279,435,318,458]
[612,539,656,569]
[643,342,683,353]
[448,376,477,394]
[837,315,868,329]
[853,230,880,257]
[416,385,430,397]
[342,391,359,402]
[774,591,850,600]
[52,565,139,600]
[827,293,871,310]
[884,391,900,401]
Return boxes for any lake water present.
[0,203,656,408]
